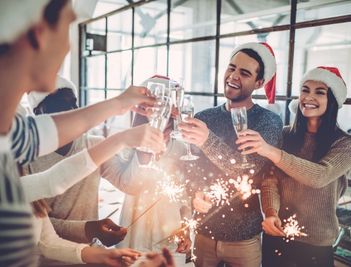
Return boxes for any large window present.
[79,0,351,131]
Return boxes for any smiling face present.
[299,80,329,119]
[224,51,263,102]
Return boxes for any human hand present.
[81,247,140,266]
[178,118,209,147]
[235,129,271,157]
[134,248,175,267]
[116,86,156,116]
[262,216,285,237]
[122,124,166,154]
[193,191,212,213]
[176,234,192,253]
[85,218,128,247]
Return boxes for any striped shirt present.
[0,112,57,266]
[0,136,36,267]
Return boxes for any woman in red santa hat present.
[235,66,351,267]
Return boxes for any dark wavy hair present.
[284,88,344,161]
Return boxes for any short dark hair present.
[34,87,78,115]
[0,0,69,54]
[236,48,265,81]
[43,0,70,27]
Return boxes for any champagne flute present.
[147,81,165,98]
[140,96,172,168]
[170,80,184,139]
[180,95,199,161]
[230,107,255,169]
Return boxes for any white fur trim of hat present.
[230,42,276,85]
[300,67,347,108]
[288,99,299,114]
[27,75,78,110]
[0,0,49,44]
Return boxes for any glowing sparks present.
[157,177,185,202]
[230,174,258,200]
[282,214,307,242]
[181,217,199,233]
[207,179,230,206]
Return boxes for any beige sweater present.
[262,127,351,246]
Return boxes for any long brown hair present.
[284,88,344,161]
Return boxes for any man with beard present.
[179,42,283,267]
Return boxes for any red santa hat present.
[300,66,347,108]
[230,42,277,104]
[27,75,78,110]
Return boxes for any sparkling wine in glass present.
[230,107,254,169]
[138,96,172,168]
[180,96,199,161]
[170,80,184,139]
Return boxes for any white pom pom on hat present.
[27,75,78,110]
[300,66,347,108]
[230,42,277,104]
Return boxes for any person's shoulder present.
[256,105,281,121]
[195,105,223,120]
[254,105,283,130]
[334,130,351,147]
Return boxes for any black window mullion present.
[214,0,221,107]
[285,0,297,125]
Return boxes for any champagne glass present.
[230,107,255,169]
[180,96,199,161]
[147,82,165,98]
[170,80,184,139]
[139,96,172,168]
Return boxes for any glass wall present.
[79,0,351,131]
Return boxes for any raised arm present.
[180,117,282,177]
[21,124,164,202]
[12,86,155,165]
[238,129,351,188]
[274,136,351,188]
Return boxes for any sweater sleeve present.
[260,167,281,215]
[38,216,88,264]
[50,217,89,244]
[276,135,351,188]
[100,149,157,195]
[21,149,98,202]
[201,119,283,179]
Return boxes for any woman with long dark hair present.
[236,66,351,267]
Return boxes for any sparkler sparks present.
[207,179,230,206]
[230,174,260,200]
[282,214,307,242]
[157,176,185,202]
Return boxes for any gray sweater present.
[262,126,351,246]
[187,103,283,241]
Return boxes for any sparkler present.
[207,179,230,206]
[282,214,307,242]
[229,173,260,200]
[127,197,163,229]
[156,176,185,203]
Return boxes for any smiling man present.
[179,42,283,267]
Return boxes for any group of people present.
[0,1,350,267]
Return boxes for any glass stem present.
[148,153,155,167]
[186,143,192,156]
[242,154,249,164]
